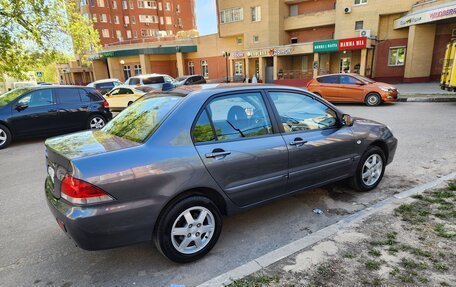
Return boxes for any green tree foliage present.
[0,0,100,80]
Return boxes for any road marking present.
[197,171,456,287]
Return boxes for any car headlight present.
[379,86,391,92]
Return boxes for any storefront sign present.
[394,2,456,29]
[231,51,245,58]
[313,40,339,53]
[231,47,294,58]
[339,37,367,51]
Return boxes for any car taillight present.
[306,80,313,88]
[61,175,113,204]
[103,99,109,108]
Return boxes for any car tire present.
[154,196,222,263]
[349,146,386,192]
[365,93,381,106]
[127,101,133,106]
[0,124,12,149]
[87,115,107,130]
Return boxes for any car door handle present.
[205,149,231,159]
[289,138,308,146]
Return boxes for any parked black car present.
[176,75,207,86]
[0,86,112,149]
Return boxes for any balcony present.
[284,9,336,31]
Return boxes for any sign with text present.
[394,3,456,29]
[313,40,339,53]
[338,37,367,51]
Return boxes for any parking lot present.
[1,102,456,287]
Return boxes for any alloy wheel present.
[90,117,105,129]
[362,154,383,186]
[0,128,7,146]
[367,94,380,106]
[171,206,215,255]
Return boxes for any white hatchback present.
[124,74,177,89]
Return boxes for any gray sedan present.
[44,84,397,263]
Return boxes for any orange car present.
[307,73,398,106]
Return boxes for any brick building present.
[80,0,196,47]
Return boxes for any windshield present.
[355,75,376,84]
[102,95,183,143]
[0,88,33,107]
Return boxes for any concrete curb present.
[398,96,456,102]
[197,172,456,287]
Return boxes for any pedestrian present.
[252,74,258,84]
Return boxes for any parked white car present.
[124,74,177,89]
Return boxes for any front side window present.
[269,92,337,132]
[103,95,182,143]
[203,93,273,142]
[339,75,359,85]
[389,47,406,66]
[17,89,55,108]
[0,88,33,107]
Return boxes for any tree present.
[0,0,100,80]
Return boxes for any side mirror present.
[342,114,354,126]
[15,103,28,111]
[356,81,365,86]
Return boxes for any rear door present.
[193,90,289,206]
[9,89,59,136]
[338,75,365,102]
[267,90,356,192]
[55,88,89,131]
[315,75,340,102]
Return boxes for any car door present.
[55,88,89,131]
[267,90,356,192]
[315,75,341,102]
[106,88,125,109]
[338,75,366,102]
[9,89,59,137]
[193,91,289,206]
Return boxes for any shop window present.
[188,61,195,75]
[291,37,298,44]
[201,60,209,78]
[251,6,261,22]
[290,4,298,17]
[388,47,406,66]
[355,21,364,30]
[235,61,244,76]
[354,0,367,4]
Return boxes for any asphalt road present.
[1,102,456,287]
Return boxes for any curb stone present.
[398,96,456,102]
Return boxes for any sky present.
[195,0,218,35]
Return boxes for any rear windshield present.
[102,95,183,143]
[0,88,33,107]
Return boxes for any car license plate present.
[48,166,55,183]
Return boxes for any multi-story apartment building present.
[90,0,456,85]
[80,0,196,47]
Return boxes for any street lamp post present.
[223,51,230,83]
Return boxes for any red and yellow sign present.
[338,37,367,51]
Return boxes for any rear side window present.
[129,78,138,85]
[143,76,164,85]
[56,88,82,103]
[317,76,339,84]
[80,89,102,102]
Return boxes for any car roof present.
[90,79,121,84]
[111,85,145,91]
[316,73,360,78]
[131,74,171,78]
[15,85,93,91]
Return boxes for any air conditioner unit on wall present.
[360,29,371,38]
[344,7,352,14]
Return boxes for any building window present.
[291,37,298,44]
[236,37,243,45]
[111,0,117,8]
[116,30,122,40]
[137,0,143,8]
[188,61,195,75]
[81,0,88,5]
[290,4,298,16]
[129,0,134,8]
[160,17,164,25]
[253,35,259,43]
[251,6,261,22]
[126,30,132,38]
[134,64,142,75]
[177,18,183,28]
[97,0,104,7]
[91,0,95,6]
[355,20,364,30]
[124,16,130,24]
[158,2,162,10]
[201,60,208,78]
[139,15,158,23]
[166,16,172,25]
[165,2,171,11]
[101,29,110,38]
[122,0,127,9]
[235,61,243,76]
[142,1,157,9]
[220,7,243,24]
[92,14,98,22]
[354,0,368,4]
[123,65,132,79]
[388,47,406,66]
[100,14,107,22]
[131,16,136,24]
[176,4,180,12]
[133,30,138,38]
[114,15,120,24]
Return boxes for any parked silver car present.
[45,84,397,263]
[124,73,176,89]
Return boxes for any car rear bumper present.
[45,176,161,250]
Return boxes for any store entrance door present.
[340,58,351,73]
